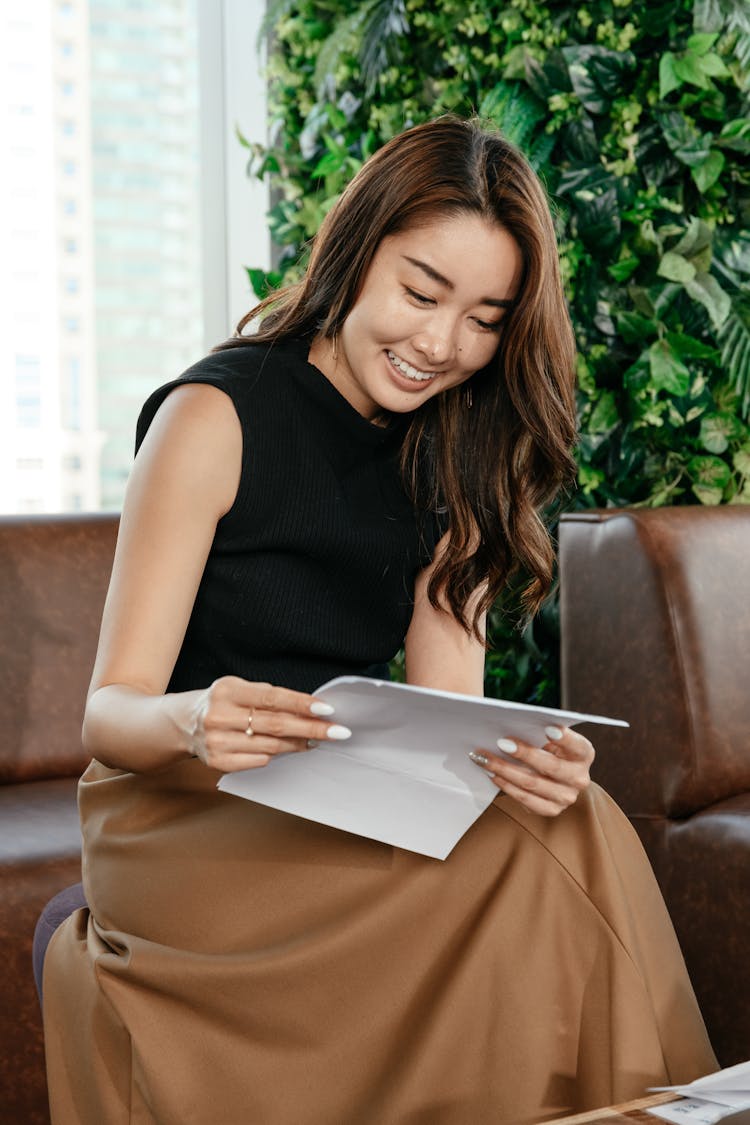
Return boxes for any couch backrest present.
[0,513,119,783]
[559,506,750,818]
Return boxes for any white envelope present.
[218,676,628,859]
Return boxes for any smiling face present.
[308,212,524,420]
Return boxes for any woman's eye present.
[474,317,503,332]
[405,287,435,306]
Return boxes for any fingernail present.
[545,726,563,741]
[327,724,352,740]
[496,738,517,754]
[310,701,335,716]
[469,751,489,766]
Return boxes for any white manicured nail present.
[310,701,335,716]
[469,751,489,766]
[545,726,563,741]
[327,725,352,740]
[496,738,517,754]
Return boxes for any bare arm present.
[404,532,486,695]
[83,384,340,773]
[407,532,594,817]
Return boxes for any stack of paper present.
[649,1060,750,1122]
[218,676,628,859]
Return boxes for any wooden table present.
[547,1091,679,1123]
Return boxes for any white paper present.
[649,1061,750,1121]
[218,676,628,859]
[649,1099,741,1123]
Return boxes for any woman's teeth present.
[387,351,437,382]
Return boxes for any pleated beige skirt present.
[43,758,717,1125]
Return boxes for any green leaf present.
[659,53,681,98]
[617,311,658,343]
[693,0,723,33]
[688,454,731,504]
[733,443,750,477]
[718,119,750,155]
[719,296,750,419]
[573,186,621,249]
[561,45,636,115]
[658,251,697,283]
[648,339,692,395]
[700,53,730,78]
[673,53,713,90]
[699,412,742,453]
[246,267,283,299]
[578,464,605,495]
[588,391,620,433]
[691,150,725,192]
[659,111,712,166]
[312,150,345,176]
[608,256,640,282]
[687,32,719,53]
[479,82,545,151]
[665,332,718,360]
[671,218,713,261]
[684,273,732,330]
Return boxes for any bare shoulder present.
[131,381,242,521]
[90,383,243,696]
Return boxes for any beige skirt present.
[43,758,717,1125]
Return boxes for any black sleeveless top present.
[135,338,440,694]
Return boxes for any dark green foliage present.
[245,0,749,704]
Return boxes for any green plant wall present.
[244,0,750,703]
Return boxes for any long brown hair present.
[217,117,577,637]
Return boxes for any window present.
[63,357,82,431]
[3,0,268,514]
[15,355,42,428]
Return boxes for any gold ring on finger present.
[245,708,255,738]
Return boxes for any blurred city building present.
[1,0,267,515]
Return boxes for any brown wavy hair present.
[216,116,577,638]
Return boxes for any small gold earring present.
[331,333,339,362]
[465,384,473,409]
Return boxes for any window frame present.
[197,0,269,351]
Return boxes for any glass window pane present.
[0,0,204,514]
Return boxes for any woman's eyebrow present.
[402,255,516,309]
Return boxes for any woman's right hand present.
[187,676,351,772]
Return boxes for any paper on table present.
[217,676,628,859]
[649,1100,749,1124]
[650,1061,750,1118]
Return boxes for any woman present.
[42,117,716,1124]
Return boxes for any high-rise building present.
[0,2,100,514]
[89,0,203,508]
[1,0,205,514]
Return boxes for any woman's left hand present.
[471,726,594,817]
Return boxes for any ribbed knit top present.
[135,338,440,694]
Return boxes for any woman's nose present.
[413,325,454,365]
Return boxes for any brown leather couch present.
[559,506,750,1067]
[0,513,118,1125]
